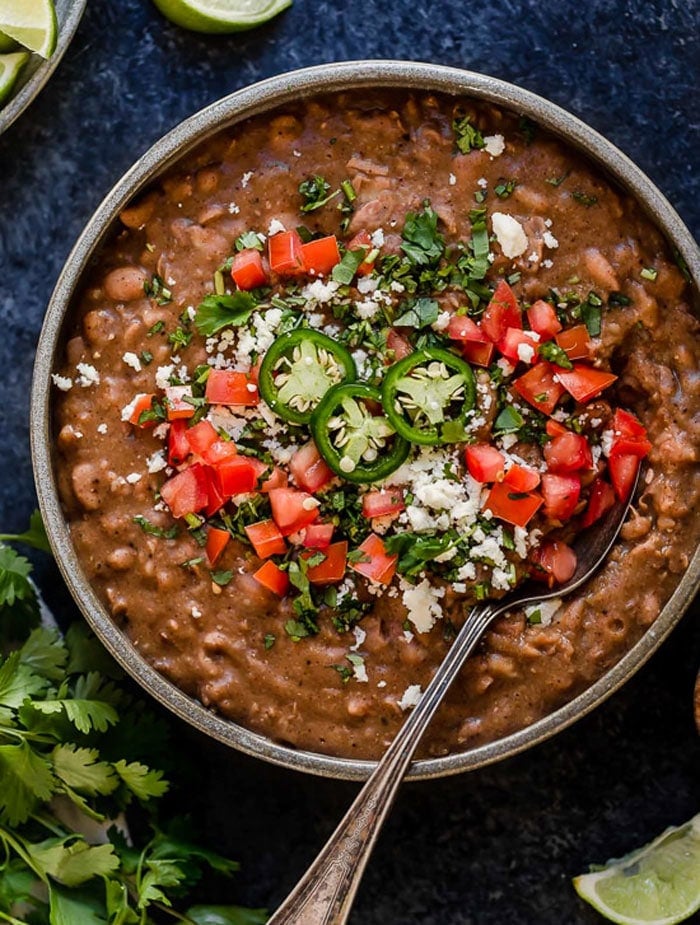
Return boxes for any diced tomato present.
[546,418,569,439]
[268,229,305,277]
[261,466,288,492]
[513,361,566,415]
[448,315,486,342]
[268,488,319,536]
[216,456,259,497]
[205,369,259,406]
[244,520,287,559]
[302,522,334,548]
[555,324,592,360]
[498,327,539,364]
[527,299,562,339]
[540,472,581,521]
[168,420,190,467]
[203,465,226,517]
[544,432,593,473]
[164,386,195,421]
[206,527,230,566]
[253,560,289,597]
[386,327,413,361]
[361,490,405,519]
[608,453,639,503]
[531,540,577,586]
[202,439,238,466]
[347,230,376,276]
[301,235,341,276]
[462,339,495,367]
[611,408,647,440]
[231,248,267,290]
[160,463,209,519]
[186,420,219,456]
[610,409,651,458]
[127,393,157,427]
[555,364,617,403]
[503,464,541,492]
[481,280,521,343]
[304,541,348,584]
[289,442,334,493]
[349,533,398,585]
[581,478,616,527]
[465,445,506,483]
[484,482,543,528]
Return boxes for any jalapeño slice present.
[258,329,357,424]
[310,383,410,483]
[381,347,476,445]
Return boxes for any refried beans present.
[52,91,700,761]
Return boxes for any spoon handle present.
[267,601,501,925]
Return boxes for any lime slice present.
[0,50,29,104]
[0,29,17,52]
[0,0,57,59]
[151,0,292,33]
[574,813,700,925]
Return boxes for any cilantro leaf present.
[393,297,439,329]
[539,341,573,369]
[28,836,120,887]
[452,116,486,154]
[0,510,50,552]
[332,247,366,285]
[48,882,108,925]
[0,740,55,825]
[401,205,444,266]
[113,759,169,801]
[0,545,33,607]
[299,175,340,212]
[194,292,257,336]
[19,626,68,681]
[138,858,187,909]
[52,745,118,797]
[30,693,118,735]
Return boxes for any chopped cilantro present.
[263,633,276,650]
[539,341,573,369]
[299,175,340,212]
[139,349,153,366]
[235,230,264,251]
[144,275,172,305]
[572,190,598,207]
[545,171,570,187]
[332,247,367,285]
[493,405,525,434]
[393,297,439,329]
[133,516,178,540]
[168,327,192,350]
[194,291,257,336]
[210,570,233,586]
[400,203,445,267]
[494,179,517,199]
[147,319,165,336]
[640,267,658,282]
[452,116,486,154]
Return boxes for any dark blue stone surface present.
[0,1,698,921]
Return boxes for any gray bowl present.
[31,61,700,781]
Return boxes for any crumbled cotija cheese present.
[76,363,100,387]
[122,352,142,371]
[491,213,528,258]
[483,134,505,156]
[52,374,73,391]
[398,684,423,711]
[399,577,445,633]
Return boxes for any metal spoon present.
[268,477,638,925]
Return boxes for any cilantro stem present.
[0,826,48,883]
[0,910,27,924]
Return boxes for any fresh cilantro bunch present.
[0,516,266,925]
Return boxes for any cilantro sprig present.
[0,514,266,925]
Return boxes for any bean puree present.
[53,92,699,761]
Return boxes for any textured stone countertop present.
[0,1,698,922]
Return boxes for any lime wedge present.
[0,0,57,59]
[0,50,29,104]
[151,0,292,33]
[0,29,17,52]
[574,814,700,925]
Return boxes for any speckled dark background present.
[1,1,699,922]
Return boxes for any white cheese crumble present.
[432,310,452,332]
[491,212,528,258]
[52,374,73,391]
[191,606,202,619]
[228,202,240,215]
[517,342,536,364]
[398,684,423,711]
[399,577,445,634]
[241,170,254,188]
[524,598,562,627]
[155,364,175,390]
[370,228,385,248]
[146,451,168,474]
[122,352,142,372]
[125,472,142,484]
[350,626,367,651]
[448,172,457,186]
[477,177,488,188]
[301,278,341,306]
[543,230,559,249]
[76,363,100,387]
[351,657,368,683]
[96,423,108,435]
[268,218,286,236]
[483,134,506,156]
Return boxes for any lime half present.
[0,50,29,104]
[151,0,292,33]
[0,0,57,58]
[574,813,700,925]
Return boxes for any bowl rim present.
[31,59,700,782]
